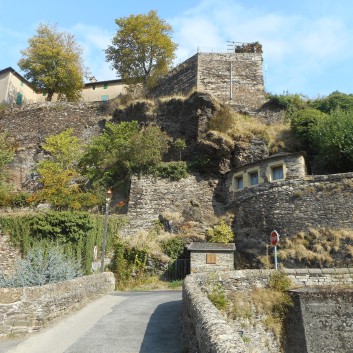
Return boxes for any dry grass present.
[227,287,293,340]
[278,228,353,266]
[213,112,299,153]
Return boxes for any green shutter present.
[103,83,108,89]
[101,95,109,101]
[16,92,23,106]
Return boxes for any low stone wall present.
[183,275,248,353]
[183,269,353,353]
[0,272,115,338]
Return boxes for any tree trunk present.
[46,91,54,101]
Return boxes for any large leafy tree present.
[80,121,169,189]
[105,10,177,88]
[18,24,88,101]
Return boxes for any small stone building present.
[188,243,235,273]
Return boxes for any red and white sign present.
[270,230,280,246]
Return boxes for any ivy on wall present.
[0,211,126,274]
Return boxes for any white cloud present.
[169,0,353,96]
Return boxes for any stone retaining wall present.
[227,172,353,254]
[123,173,223,237]
[183,269,353,353]
[0,272,115,338]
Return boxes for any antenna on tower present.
[226,41,235,52]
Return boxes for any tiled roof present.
[188,242,235,252]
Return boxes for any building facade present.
[0,67,127,106]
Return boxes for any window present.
[235,176,243,190]
[103,83,108,89]
[101,95,109,101]
[92,85,96,90]
[206,254,216,264]
[272,166,284,180]
[249,171,259,186]
[20,82,24,87]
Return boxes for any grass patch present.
[278,227,353,266]
[227,272,293,340]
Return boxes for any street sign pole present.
[270,230,280,270]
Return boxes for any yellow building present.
[0,67,127,106]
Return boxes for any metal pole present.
[101,191,111,272]
[274,245,278,270]
[230,62,233,100]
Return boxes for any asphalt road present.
[0,290,183,353]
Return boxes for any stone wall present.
[123,173,223,237]
[183,275,248,353]
[183,269,353,353]
[197,53,265,111]
[0,231,21,275]
[152,52,265,112]
[151,55,198,97]
[227,172,353,255]
[285,287,353,353]
[0,272,115,337]
[1,101,110,191]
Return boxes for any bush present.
[161,237,184,259]
[268,271,292,292]
[0,211,126,274]
[206,219,234,243]
[266,93,307,113]
[311,91,353,114]
[153,161,189,180]
[0,246,82,287]
[209,106,234,133]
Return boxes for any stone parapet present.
[183,274,248,353]
[0,272,115,338]
[183,269,353,353]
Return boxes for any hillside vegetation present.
[1,89,353,285]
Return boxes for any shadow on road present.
[139,300,182,353]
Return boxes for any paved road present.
[0,290,182,353]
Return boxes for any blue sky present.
[1,0,353,98]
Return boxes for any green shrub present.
[0,246,82,287]
[154,161,189,180]
[266,93,307,113]
[206,219,234,243]
[207,282,228,310]
[109,238,149,288]
[311,91,353,114]
[161,237,184,259]
[268,270,292,292]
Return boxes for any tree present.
[310,108,353,172]
[18,24,88,101]
[105,10,177,88]
[80,121,169,189]
[36,129,98,210]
